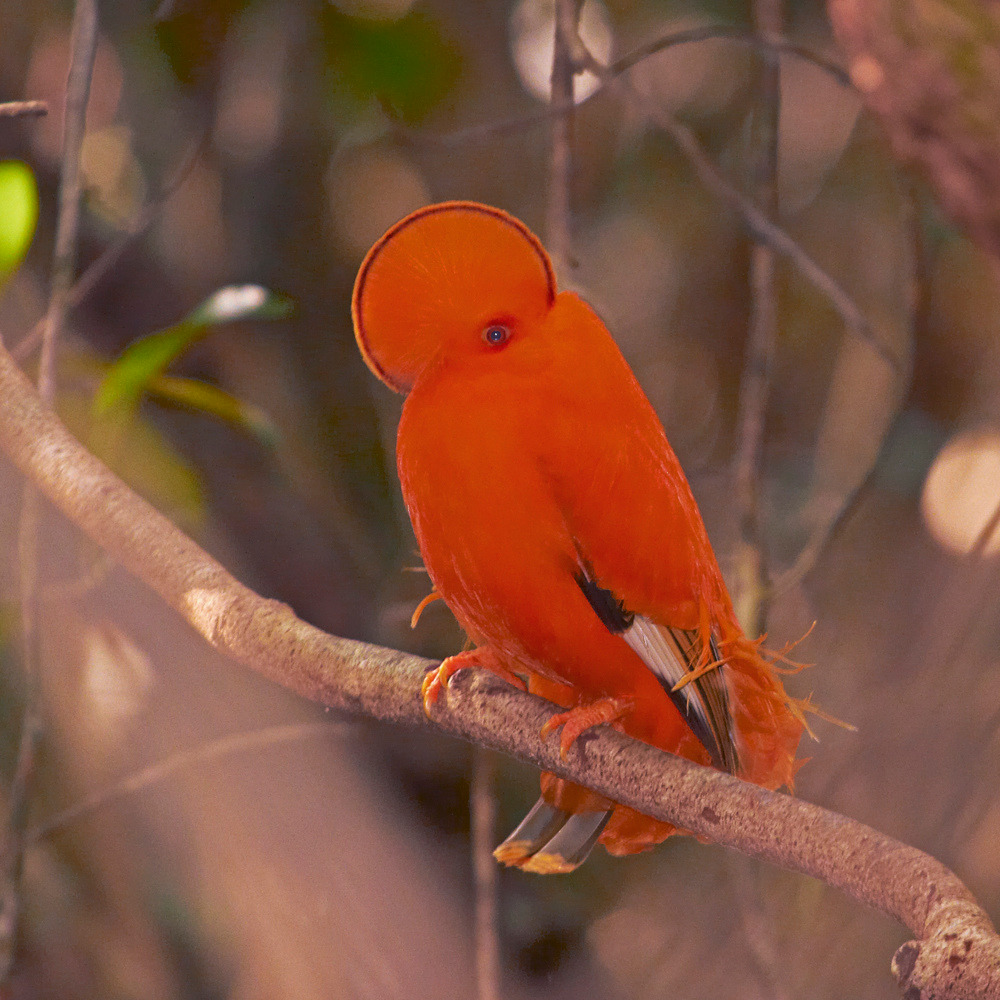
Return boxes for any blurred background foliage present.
[0,0,998,997]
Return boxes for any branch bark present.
[0,339,995,998]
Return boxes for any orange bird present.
[353,202,806,873]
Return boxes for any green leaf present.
[147,374,280,447]
[323,7,461,124]
[0,161,39,286]
[95,284,292,416]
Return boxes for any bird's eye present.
[482,324,510,346]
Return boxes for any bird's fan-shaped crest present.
[352,201,557,392]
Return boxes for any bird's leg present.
[540,697,633,760]
[421,646,527,714]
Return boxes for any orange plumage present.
[353,202,805,872]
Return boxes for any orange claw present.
[410,590,442,629]
[421,648,527,715]
[421,655,468,713]
[540,697,632,760]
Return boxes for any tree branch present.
[470,748,500,1000]
[0,339,995,998]
[547,0,581,267]
[572,43,901,374]
[29,722,356,843]
[41,0,98,405]
[609,25,850,88]
[13,130,209,365]
[731,0,783,638]
[399,28,848,150]
[3,0,99,984]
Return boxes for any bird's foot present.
[540,697,633,760]
[421,648,527,715]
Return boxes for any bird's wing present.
[574,567,740,774]
[518,290,743,771]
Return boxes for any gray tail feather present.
[494,796,611,874]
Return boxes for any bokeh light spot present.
[921,428,1000,556]
[509,0,613,103]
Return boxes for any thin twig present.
[12,131,209,363]
[728,2,784,988]
[731,0,782,637]
[471,747,500,1000]
[725,856,793,1000]
[574,44,899,372]
[3,0,99,984]
[0,101,48,119]
[0,340,994,998]
[400,28,849,150]
[771,488,860,594]
[29,721,355,843]
[775,149,922,596]
[407,29,887,383]
[547,0,581,267]
[72,133,208,313]
[484,13,886,375]
[967,495,1000,561]
[39,0,99,404]
[610,25,850,87]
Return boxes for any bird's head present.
[352,202,557,392]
